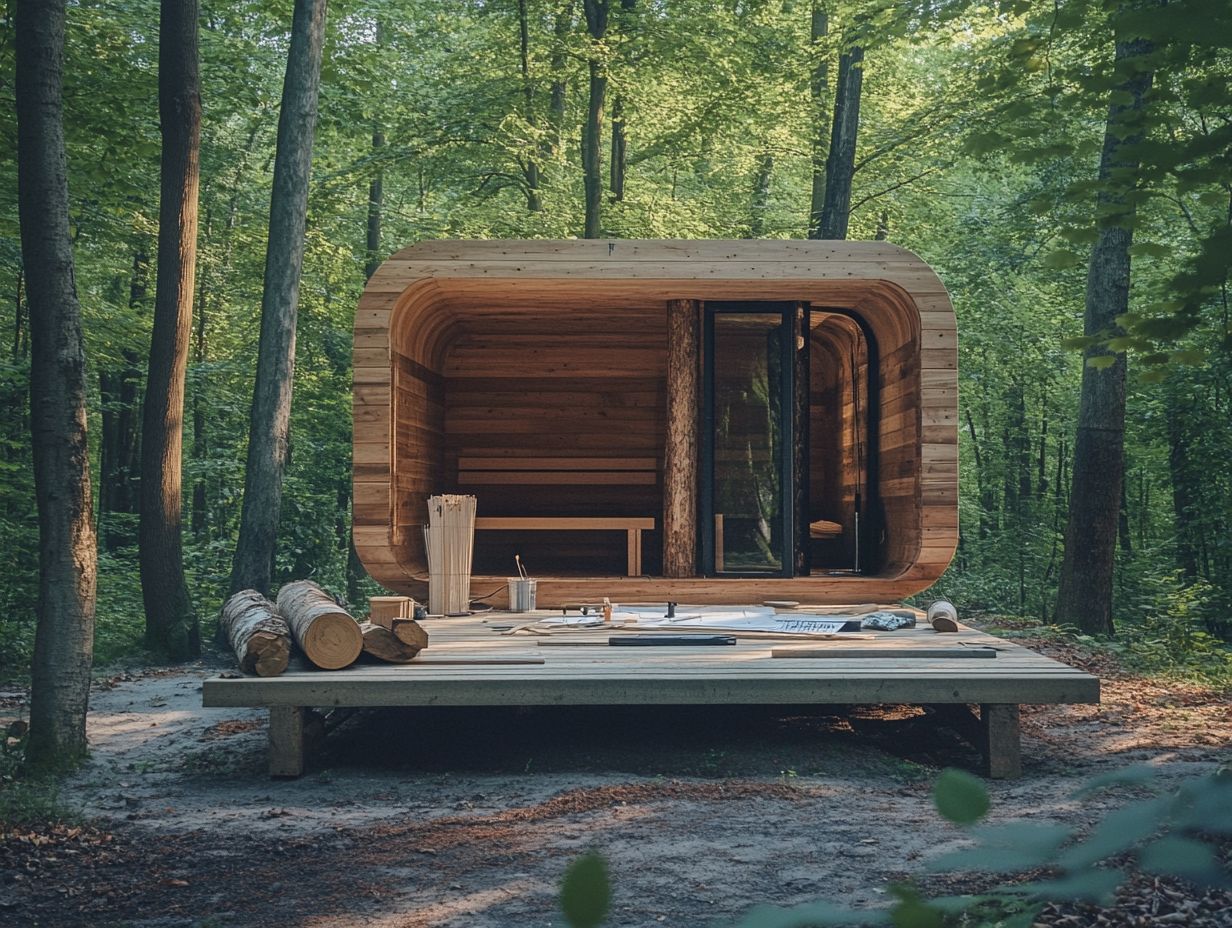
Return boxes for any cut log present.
[367,596,428,648]
[220,590,291,677]
[359,621,422,663]
[276,580,363,670]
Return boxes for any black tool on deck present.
[609,635,736,647]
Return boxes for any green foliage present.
[933,768,990,825]
[559,851,611,928]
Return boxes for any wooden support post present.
[663,298,700,577]
[268,705,306,778]
[980,703,1022,779]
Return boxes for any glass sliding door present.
[702,302,798,577]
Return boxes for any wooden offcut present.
[276,580,363,670]
[352,240,959,605]
[663,298,700,577]
[219,589,291,677]
[359,621,422,663]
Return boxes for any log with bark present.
[276,580,363,670]
[367,595,429,649]
[358,621,423,663]
[220,590,291,677]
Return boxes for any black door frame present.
[700,301,802,578]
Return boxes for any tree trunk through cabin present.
[581,0,609,238]
[16,0,98,769]
[141,0,202,660]
[230,0,328,596]
[663,299,700,577]
[1054,31,1155,636]
[820,44,863,240]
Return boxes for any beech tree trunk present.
[276,580,363,670]
[16,0,98,770]
[609,95,626,200]
[581,0,609,238]
[516,0,543,211]
[230,0,328,596]
[819,43,863,240]
[220,589,290,677]
[546,0,573,162]
[807,3,829,239]
[141,0,202,660]
[1165,383,1198,578]
[1054,32,1155,636]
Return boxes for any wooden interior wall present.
[876,330,922,575]
[391,354,445,572]
[442,325,667,575]
[810,315,865,569]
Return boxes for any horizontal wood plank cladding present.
[353,240,958,602]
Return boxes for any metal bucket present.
[507,578,538,612]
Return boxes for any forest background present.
[2,0,1230,684]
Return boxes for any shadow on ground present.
[320,703,984,779]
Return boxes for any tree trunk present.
[140,0,202,660]
[581,0,609,238]
[16,0,98,770]
[1165,383,1198,577]
[1054,32,1154,636]
[99,251,146,550]
[546,0,573,162]
[749,152,773,237]
[12,269,26,359]
[663,298,699,577]
[220,589,290,677]
[517,0,543,211]
[819,44,863,240]
[230,0,328,596]
[190,263,208,535]
[807,3,829,239]
[276,580,363,670]
[364,124,384,278]
[610,95,626,201]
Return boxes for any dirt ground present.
[2,634,1230,928]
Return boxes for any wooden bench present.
[460,457,658,576]
[474,516,654,576]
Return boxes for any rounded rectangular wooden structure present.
[353,240,957,606]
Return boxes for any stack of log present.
[219,582,427,676]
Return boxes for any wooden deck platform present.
[202,612,1099,780]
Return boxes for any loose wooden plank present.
[771,647,997,659]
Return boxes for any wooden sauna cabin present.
[353,240,958,607]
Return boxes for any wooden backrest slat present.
[456,456,657,472]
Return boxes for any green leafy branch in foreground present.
[558,766,1232,928]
